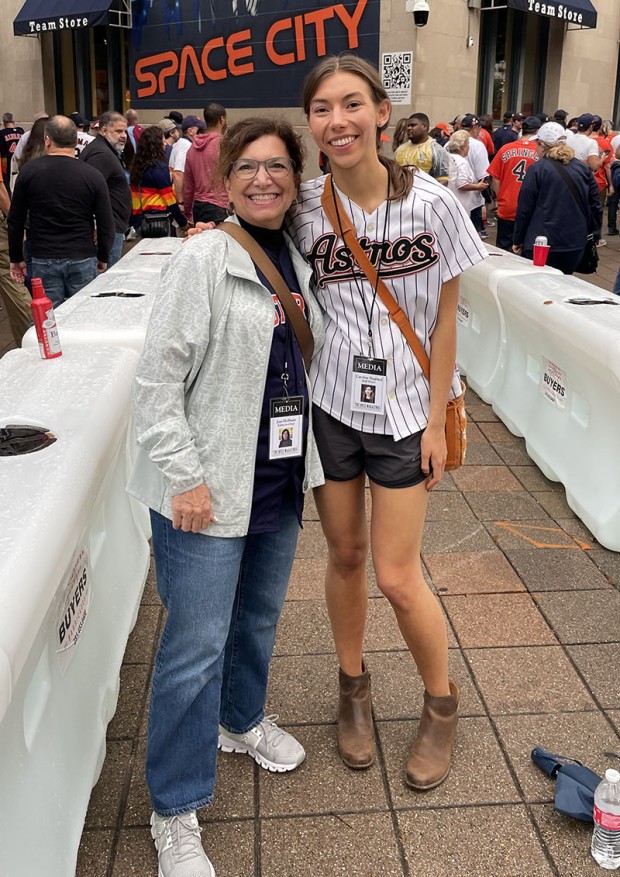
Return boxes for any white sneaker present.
[150,811,215,877]
[218,714,305,772]
[125,227,137,241]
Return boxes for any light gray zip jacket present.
[127,218,325,537]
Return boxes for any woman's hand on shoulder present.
[186,221,218,240]
[171,484,217,532]
[421,422,447,491]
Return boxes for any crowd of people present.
[392,108,616,276]
[0,71,618,877]
[0,103,233,344]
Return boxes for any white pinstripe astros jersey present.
[286,171,488,440]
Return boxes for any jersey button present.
[389,391,395,400]
[367,223,375,233]
[381,318,388,326]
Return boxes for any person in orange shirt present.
[478,116,495,158]
[488,116,540,251]
[590,116,613,206]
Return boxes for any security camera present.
[408,0,430,26]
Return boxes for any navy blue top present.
[493,126,519,154]
[514,157,602,253]
[239,218,309,535]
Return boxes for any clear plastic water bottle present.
[592,768,620,869]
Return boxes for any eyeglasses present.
[230,157,294,180]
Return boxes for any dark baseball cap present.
[577,113,595,130]
[554,109,568,120]
[461,113,480,129]
[503,111,515,121]
[522,116,541,133]
[181,114,206,131]
[166,111,183,126]
[69,111,88,127]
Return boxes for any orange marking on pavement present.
[495,522,591,550]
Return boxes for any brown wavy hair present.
[19,117,48,167]
[130,125,166,186]
[302,54,413,200]
[216,117,304,186]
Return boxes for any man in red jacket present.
[183,103,228,225]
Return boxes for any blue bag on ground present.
[531,746,602,822]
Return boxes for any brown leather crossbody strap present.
[218,221,314,371]
[320,176,431,381]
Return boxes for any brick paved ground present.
[2,232,619,876]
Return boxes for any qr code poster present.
[382,52,413,106]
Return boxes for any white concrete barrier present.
[0,346,151,877]
[22,268,161,354]
[107,235,183,273]
[457,246,560,403]
[493,273,620,550]
[22,237,182,353]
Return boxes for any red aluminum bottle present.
[31,278,62,359]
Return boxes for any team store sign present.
[130,0,379,109]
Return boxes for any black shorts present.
[312,405,426,489]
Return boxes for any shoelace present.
[162,813,204,862]
[259,715,288,746]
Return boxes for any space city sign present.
[129,0,380,109]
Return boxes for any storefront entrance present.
[477,2,550,119]
[52,23,128,118]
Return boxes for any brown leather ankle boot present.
[337,664,375,769]
[406,680,459,790]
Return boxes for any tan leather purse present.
[321,178,466,470]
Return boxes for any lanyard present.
[330,174,391,357]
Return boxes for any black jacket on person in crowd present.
[8,154,115,264]
[80,135,132,233]
[514,157,602,254]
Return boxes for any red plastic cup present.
[533,244,550,267]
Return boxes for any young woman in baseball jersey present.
[287,55,487,790]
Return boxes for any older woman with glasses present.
[128,117,324,877]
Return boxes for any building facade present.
[2,0,619,138]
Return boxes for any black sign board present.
[129,0,380,109]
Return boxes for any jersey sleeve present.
[285,178,325,258]
[428,186,488,282]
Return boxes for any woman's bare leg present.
[369,480,449,696]
[313,474,369,676]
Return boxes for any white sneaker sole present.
[157,863,215,877]
[217,735,305,773]
[150,815,216,877]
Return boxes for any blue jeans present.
[613,267,620,296]
[147,506,299,816]
[30,256,97,308]
[106,232,125,269]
